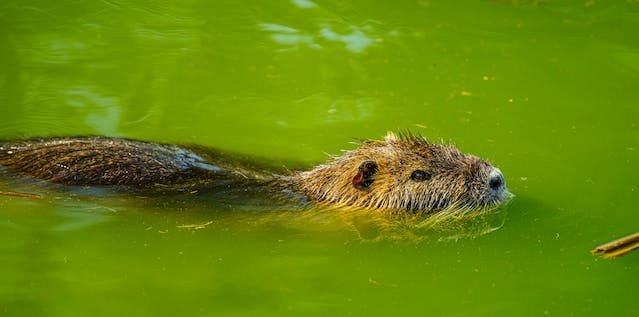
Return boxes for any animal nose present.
[488,170,505,190]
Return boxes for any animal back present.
[0,137,217,186]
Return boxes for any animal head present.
[294,132,509,212]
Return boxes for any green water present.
[1,0,639,316]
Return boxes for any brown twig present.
[0,191,42,199]
[592,232,639,259]
[176,220,214,230]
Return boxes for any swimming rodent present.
[0,133,509,212]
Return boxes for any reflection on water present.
[290,0,318,9]
[319,25,376,53]
[51,202,116,232]
[260,22,379,53]
[259,1,388,53]
[249,207,509,243]
[258,23,321,50]
[63,85,121,135]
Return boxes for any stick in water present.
[592,232,639,258]
[0,191,42,199]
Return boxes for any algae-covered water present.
[1,0,639,316]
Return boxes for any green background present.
[1,0,638,316]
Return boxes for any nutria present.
[0,133,509,212]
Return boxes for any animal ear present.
[352,160,378,190]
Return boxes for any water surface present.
[1,1,638,316]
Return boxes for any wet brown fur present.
[0,133,507,212]
[0,137,206,185]
[0,137,282,186]
[293,132,505,212]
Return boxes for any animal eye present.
[410,170,431,182]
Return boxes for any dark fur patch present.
[0,137,217,185]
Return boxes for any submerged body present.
[0,133,509,213]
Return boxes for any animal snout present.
[488,168,505,191]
